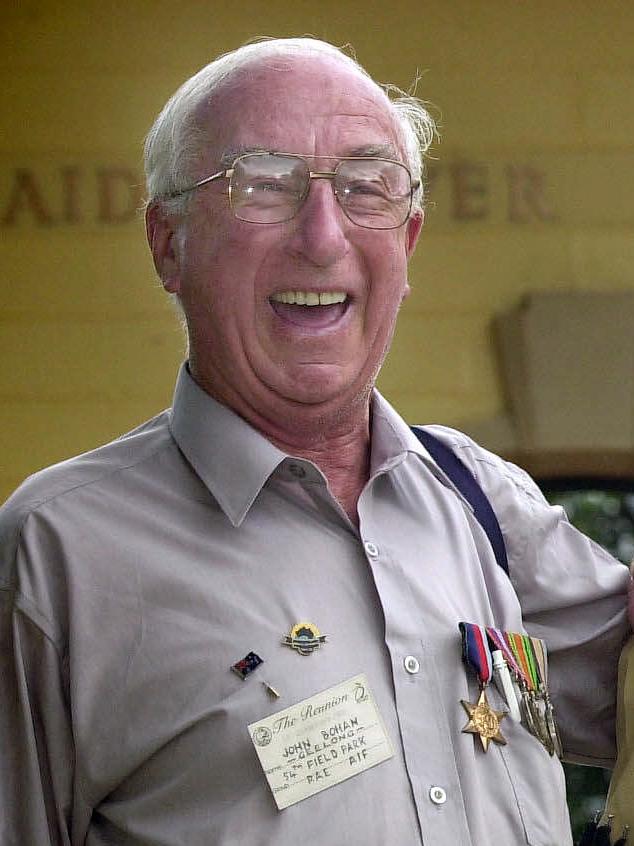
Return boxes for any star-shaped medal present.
[461,688,507,752]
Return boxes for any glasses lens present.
[335,159,412,229]
[230,154,308,223]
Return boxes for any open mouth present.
[269,291,349,329]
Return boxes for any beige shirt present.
[0,365,629,846]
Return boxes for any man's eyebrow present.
[343,143,400,159]
[218,143,402,167]
[219,145,269,167]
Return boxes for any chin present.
[280,376,373,415]
[276,371,355,406]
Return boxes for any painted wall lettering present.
[1,169,55,226]
[1,166,144,227]
[506,165,557,222]
[97,168,143,223]
[451,162,489,220]
[0,161,557,227]
[426,160,557,224]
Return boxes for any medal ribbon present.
[530,636,548,689]
[521,635,540,691]
[505,632,534,690]
[459,622,493,686]
[486,626,522,680]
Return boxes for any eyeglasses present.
[167,152,419,230]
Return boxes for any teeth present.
[319,292,346,305]
[271,291,347,306]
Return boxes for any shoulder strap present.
[411,426,509,575]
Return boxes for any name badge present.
[248,673,393,810]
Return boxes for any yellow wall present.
[2,1,634,500]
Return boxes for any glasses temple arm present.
[163,168,232,200]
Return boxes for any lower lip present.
[269,300,349,331]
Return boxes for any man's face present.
[149,54,422,432]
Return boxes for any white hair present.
[144,37,437,215]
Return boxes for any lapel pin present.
[231,651,263,680]
[282,622,327,656]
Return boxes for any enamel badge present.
[231,651,263,680]
[282,622,326,656]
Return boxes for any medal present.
[461,689,507,751]
[521,635,551,749]
[504,634,532,726]
[505,632,544,742]
[506,632,559,754]
[462,623,561,754]
[459,623,507,751]
[530,636,563,758]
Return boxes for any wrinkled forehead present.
[194,54,405,163]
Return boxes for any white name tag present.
[248,673,393,810]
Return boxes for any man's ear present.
[405,209,424,258]
[400,211,424,301]
[145,201,183,294]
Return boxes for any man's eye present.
[344,180,389,198]
[249,180,291,194]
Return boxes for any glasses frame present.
[165,151,420,230]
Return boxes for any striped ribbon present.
[486,626,522,679]
[530,636,548,688]
[521,635,540,691]
[505,632,535,691]
[459,622,493,685]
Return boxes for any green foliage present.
[543,488,633,840]
[548,490,634,565]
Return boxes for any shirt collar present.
[369,390,436,473]
[169,365,287,527]
[168,364,438,526]
[370,394,470,498]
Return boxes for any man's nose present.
[286,178,350,267]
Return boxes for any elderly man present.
[0,37,629,846]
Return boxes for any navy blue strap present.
[411,427,509,575]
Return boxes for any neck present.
[189,364,372,525]
[266,417,371,526]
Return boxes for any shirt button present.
[364,541,379,558]
[288,462,306,479]
[404,655,420,674]
[429,786,447,805]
